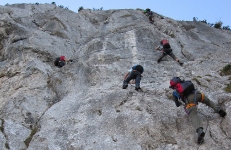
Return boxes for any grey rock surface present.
[0,3,231,150]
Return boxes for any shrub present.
[169,33,175,38]
[205,74,212,77]
[24,128,38,147]
[5,143,9,149]
[200,19,207,24]
[221,64,231,76]
[214,21,222,29]
[206,78,211,82]
[193,17,198,21]
[223,25,231,31]
[93,7,103,11]
[192,78,201,85]
[78,6,84,12]
[51,2,56,5]
[224,82,231,93]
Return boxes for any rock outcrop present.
[0,3,231,150]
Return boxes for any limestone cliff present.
[0,3,231,150]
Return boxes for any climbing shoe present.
[197,127,205,144]
[122,84,128,89]
[178,60,183,66]
[218,110,227,118]
[69,59,73,62]
[135,87,142,91]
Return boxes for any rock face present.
[0,3,231,150]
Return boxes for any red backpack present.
[170,77,195,97]
[160,39,169,45]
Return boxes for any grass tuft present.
[224,82,231,93]
[24,128,38,147]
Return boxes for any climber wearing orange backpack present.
[169,77,227,144]
[155,39,183,65]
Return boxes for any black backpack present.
[54,57,66,68]
[170,77,195,97]
[132,65,144,74]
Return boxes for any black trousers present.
[158,48,177,61]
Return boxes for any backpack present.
[54,57,66,68]
[161,39,169,45]
[132,65,144,74]
[170,77,195,97]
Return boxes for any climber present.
[122,65,144,91]
[54,55,73,68]
[143,8,154,24]
[169,77,227,144]
[155,39,183,65]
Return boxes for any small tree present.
[222,64,231,75]
[78,6,84,12]
[193,17,198,21]
[214,21,222,29]
[58,5,64,8]
[51,2,56,5]
[200,19,207,24]
[223,25,231,31]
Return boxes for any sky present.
[0,0,230,27]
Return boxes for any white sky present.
[0,0,230,26]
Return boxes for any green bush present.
[192,78,201,85]
[221,64,231,75]
[24,128,38,147]
[169,33,175,38]
[78,6,84,12]
[93,7,103,11]
[214,21,222,29]
[200,19,207,24]
[224,82,231,93]
[5,143,9,149]
[223,25,231,31]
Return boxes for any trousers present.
[123,71,141,87]
[186,92,221,130]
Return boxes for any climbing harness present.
[185,103,196,109]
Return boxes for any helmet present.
[169,77,182,89]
